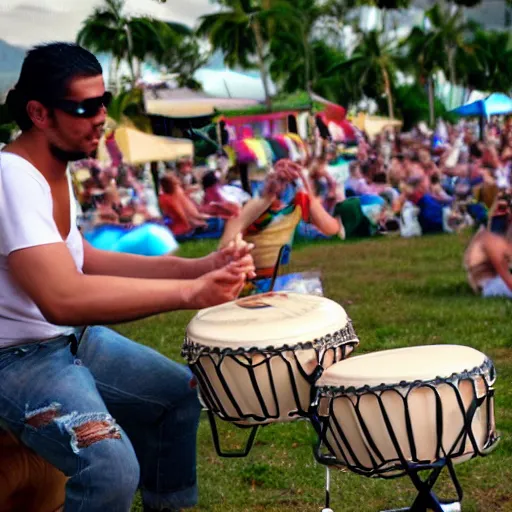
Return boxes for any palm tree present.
[423,4,475,90]
[77,0,179,87]
[157,34,208,90]
[331,30,399,119]
[77,0,133,85]
[270,39,353,105]
[403,25,443,126]
[197,0,274,108]
[403,3,478,125]
[107,88,152,132]
[267,0,325,94]
[465,29,512,95]
[320,0,361,41]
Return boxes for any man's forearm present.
[83,241,213,279]
[50,274,197,326]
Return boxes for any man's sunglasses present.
[52,91,112,118]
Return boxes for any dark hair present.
[373,172,387,184]
[202,170,218,190]
[430,173,440,185]
[160,174,177,195]
[360,162,371,176]
[469,142,483,159]
[6,42,102,131]
[239,163,252,195]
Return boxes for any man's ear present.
[26,100,51,129]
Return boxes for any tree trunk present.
[134,58,141,82]
[113,58,121,94]
[381,9,388,39]
[302,26,312,94]
[261,0,275,37]
[447,47,457,110]
[427,75,435,128]
[108,57,117,92]
[251,17,272,110]
[124,25,136,86]
[382,66,394,120]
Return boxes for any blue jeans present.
[0,326,201,511]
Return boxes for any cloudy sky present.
[0,0,216,47]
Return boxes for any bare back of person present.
[465,228,512,294]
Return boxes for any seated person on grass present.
[201,170,242,219]
[465,225,512,298]
[158,172,209,236]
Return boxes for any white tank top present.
[0,152,84,347]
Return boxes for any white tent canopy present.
[143,86,260,118]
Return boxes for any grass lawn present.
[122,233,512,512]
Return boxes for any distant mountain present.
[0,39,25,72]
[203,51,260,79]
[0,39,25,98]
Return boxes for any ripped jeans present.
[0,326,201,512]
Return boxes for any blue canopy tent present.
[452,93,512,117]
[451,93,512,139]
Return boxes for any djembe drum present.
[312,345,499,512]
[182,291,359,456]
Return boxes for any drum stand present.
[206,409,260,458]
[318,459,462,512]
[321,466,334,512]
[314,441,463,512]
[380,459,462,512]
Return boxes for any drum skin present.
[315,345,497,476]
[183,292,359,425]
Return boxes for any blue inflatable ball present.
[84,224,126,251]
[113,223,179,256]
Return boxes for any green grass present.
[121,232,512,512]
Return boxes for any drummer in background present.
[0,42,255,512]
[220,158,342,281]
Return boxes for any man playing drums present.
[0,43,254,512]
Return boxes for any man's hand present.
[208,233,256,278]
[186,259,254,309]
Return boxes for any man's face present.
[47,75,107,161]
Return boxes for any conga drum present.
[182,292,359,456]
[312,345,499,512]
[0,428,66,512]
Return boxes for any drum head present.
[317,345,489,389]
[186,292,350,349]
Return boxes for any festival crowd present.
[72,116,512,247]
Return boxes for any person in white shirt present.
[0,43,254,512]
